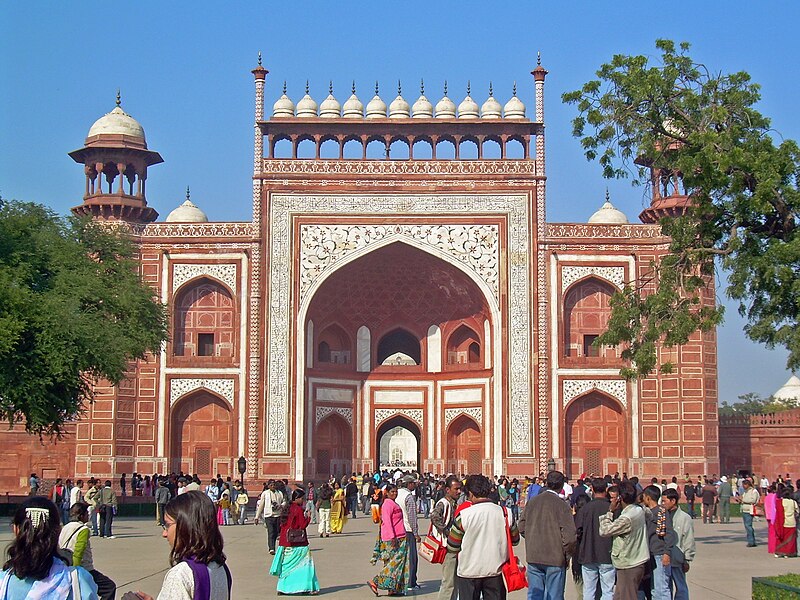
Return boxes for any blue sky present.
[1,2,797,401]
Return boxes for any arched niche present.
[377,328,421,365]
[170,390,233,479]
[376,415,421,472]
[316,323,352,367]
[446,415,482,475]
[564,391,627,478]
[314,413,352,479]
[446,323,481,366]
[172,277,236,360]
[563,277,617,360]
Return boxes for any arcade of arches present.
[303,242,496,479]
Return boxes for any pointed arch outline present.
[562,388,629,474]
[169,378,235,408]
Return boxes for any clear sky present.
[1,2,797,402]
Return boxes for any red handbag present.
[500,507,528,591]
[418,522,447,564]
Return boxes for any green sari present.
[270,545,320,594]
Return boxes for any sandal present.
[367,580,379,596]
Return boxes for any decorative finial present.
[489,82,494,97]
[116,89,121,107]
[467,80,471,96]
[352,80,356,95]
[397,80,402,96]
[305,80,310,95]
[420,78,425,95]
[375,81,379,96]
[537,51,541,66]
[512,81,517,97]
[186,186,191,201]
[605,188,610,202]
[444,80,448,96]
[258,51,262,67]
[282,80,287,95]
[328,80,333,95]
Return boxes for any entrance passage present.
[376,416,421,472]
[447,415,482,475]
[315,415,352,479]
[170,391,233,480]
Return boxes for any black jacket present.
[575,497,613,565]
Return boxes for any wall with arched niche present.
[563,277,617,363]
[172,277,236,362]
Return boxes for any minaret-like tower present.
[69,92,162,222]
[636,136,691,223]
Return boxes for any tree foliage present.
[718,392,799,416]
[0,200,168,435]
[564,40,800,378]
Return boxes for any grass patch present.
[752,574,800,599]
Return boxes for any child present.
[219,490,232,526]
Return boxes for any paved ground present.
[1,512,797,598]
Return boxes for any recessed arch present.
[314,412,352,478]
[376,415,421,472]
[377,328,420,365]
[316,322,352,366]
[170,390,233,479]
[446,414,482,475]
[172,277,236,359]
[563,276,617,359]
[565,390,627,478]
[446,323,482,365]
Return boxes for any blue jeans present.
[347,496,358,518]
[743,513,756,545]
[406,531,418,587]
[581,563,615,600]
[670,562,689,600]
[526,563,566,600]
[652,555,671,600]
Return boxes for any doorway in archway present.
[170,391,233,480]
[376,416,421,472]
[447,415,482,475]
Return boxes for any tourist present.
[255,479,285,555]
[0,496,98,598]
[662,488,695,600]
[519,470,577,599]
[329,481,347,534]
[575,478,615,600]
[765,483,779,554]
[361,478,373,515]
[683,478,696,518]
[29,472,41,496]
[235,484,249,525]
[59,501,117,600]
[85,480,101,536]
[97,480,117,539]
[599,480,649,600]
[155,478,172,529]
[119,474,126,498]
[642,485,671,600]
[740,478,760,547]
[431,475,462,600]
[370,482,384,524]
[130,491,231,599]
[345,477,360,519]
[367,484,408,596]
[270,489,320,595]
[219,489,232,526]
[50,478,69,524]
[316,483,333,537]
[774,487,799,558]
[70,480,85,508]
[305,481,318,524]
[396,475,421,591]
[701,478,717,524]
[446,474,519,600]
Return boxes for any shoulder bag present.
[418,520,447,564]
[500,507,527,592]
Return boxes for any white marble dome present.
[435,83,456,118]
[272,82,295,118]
[343,83,364,118]
[412,94,433,118]
[481,84,503,119]
[165,192,208,223]
[458,84,480,119]
[504,83,526,119]
[366,83,387,119]
[319,83,341,118]
[296,83,318,117]
[773,375,800,401]
[389,84,411,119]
[87,104,146,142]
[588,197,629,224]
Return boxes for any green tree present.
[718,392,799,416]
[563,40,800,378]
[0,200,168,434]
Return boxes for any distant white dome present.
[87,104,146,142]
[319,83,341,118]
[366,83,387,119]
[343,83,364,118]
[504,83,526,119]
[412,94,433,118]
[296,83,318,117]
[773,375,800,401]
[165,196,208,223]
[481,84,503,119]
[435,83,456,118]
[389,89,411,118]
[272,83,295,118]
[588,197,629,224]
[458,84,480,119]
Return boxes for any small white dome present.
[435,83,456,118]
[774,375,800,401]
[389,83,410,118]
[588,195,629,224]
[165,190,208,223]
[411,81,433,118]
[87,102,146,142]
[481,84,503,119]
[296,82,318,117]
[504,83,526,118]
[458,83,479,119]
[272,82,295,118]
[319,82,341,118]
[366,83,387,119]
[343,83,364,118]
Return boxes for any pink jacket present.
[380,498,406,541]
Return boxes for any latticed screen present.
[586,448,601,475]
[468,450,481,475]
[195,447,211,475]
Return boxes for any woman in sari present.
[330,481,347,534]
[368,484,408,596]
[775,487,799,558]
[270,489,320,595]
[764,483,778,554]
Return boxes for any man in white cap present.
[718,475,733,524]
[397,474,421,591]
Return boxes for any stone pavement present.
[1,512,797,598]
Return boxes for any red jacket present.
[279,503,310,547]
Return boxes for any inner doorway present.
[314,414,352,480]
[446,415,482,475]
[376,416,421,472]
[170,391,233,480]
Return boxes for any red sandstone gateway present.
[0,55,723,493]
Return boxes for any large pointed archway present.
[565,391,627,477]
[170,391,234,479]
[376,415,421,472]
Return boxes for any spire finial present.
[420,78,424,95]
[444,80,448,96]
[397,80,402,96]
[375,80,379,96]
[513,81,517,97]
[116,89,121,107]
[537,51,541,66]
[352,80,356,95]
[258,51,262,67]
[186,186,191,202]
[467,80,471,96]
[282,80,287,95]
[605,187,610,203]
[305,80,310,95]
[329,80,333,95]
[489,81,494,97]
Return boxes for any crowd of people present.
[6,469,798,599]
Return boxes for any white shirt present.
[157,561,229,600]
[70,486,83,507]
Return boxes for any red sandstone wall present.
[719,409,800,477]
[0,425,77,494]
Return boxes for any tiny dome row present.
[272,81,526,119]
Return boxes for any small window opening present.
[198,333,215,357]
